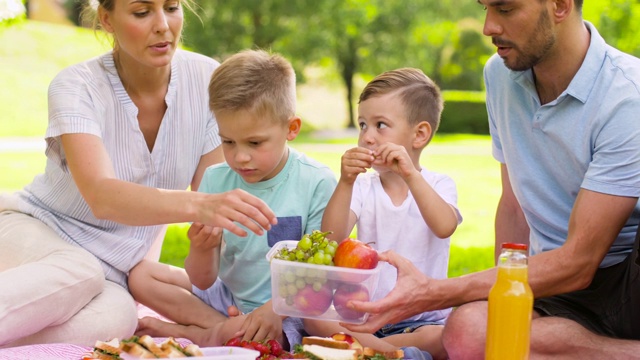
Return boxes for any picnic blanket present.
[0,304,193,360]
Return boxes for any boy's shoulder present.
[288,148,335,177]
[199,162,240,192]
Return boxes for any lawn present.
[0,20,497,277]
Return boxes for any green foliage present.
[434,91,490,135]
[583,0,640,57]
[439,100,489,134]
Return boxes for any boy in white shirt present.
[305,68,462,360]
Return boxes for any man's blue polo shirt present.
[485,21,640,267]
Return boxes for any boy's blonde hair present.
[359,68,443,139]
[209,49,296,123]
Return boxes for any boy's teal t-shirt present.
[197,147,337,313]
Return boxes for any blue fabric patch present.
[268,216,302,247]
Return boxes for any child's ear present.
[413,121,432,148]
[286,116,302,141]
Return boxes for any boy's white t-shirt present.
[351,168,462,323]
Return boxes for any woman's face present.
[100,0,184,68]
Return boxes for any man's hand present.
[339,147,374,185]
[340,250,434,333]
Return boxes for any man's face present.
[479,0,556,71]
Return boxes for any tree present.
[583,0,640,57]
[183,0,323,79]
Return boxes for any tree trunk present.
[340,38,357,129]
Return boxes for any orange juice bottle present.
[485,243,533,360]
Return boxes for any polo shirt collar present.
[567,21,606,104]
[509,20,607,105]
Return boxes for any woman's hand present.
[199,189,278,237]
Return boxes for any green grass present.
[1,20,110,137]
[0,20,496,277]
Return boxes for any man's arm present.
[495,164,530,260]
[344,171,638,333]
[527,188,637,296]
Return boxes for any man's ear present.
[552,0,573,23]
[413,121,432,149]
[99,7,114,33]
[286,116,302,141]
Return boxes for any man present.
[342,0,640,358]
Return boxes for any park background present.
[1,0,639,277]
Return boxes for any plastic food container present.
[267,240,380,324]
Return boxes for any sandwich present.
[159,337,204,357]
[120,335,164,358]
[83,335,204,359]
[297,344,360,360]
[295,334,404,360]
[83,338,122,360]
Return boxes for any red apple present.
[332,284,370,320]
[334,238,379,269]
[292,283,333,316]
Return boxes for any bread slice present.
[302,336,351,350]
[120,342,157,358]
[302,344,359,360]
[362,347,404,360]
[86,339,121,360]
[183,343,204,357]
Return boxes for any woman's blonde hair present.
[209,49,297,124]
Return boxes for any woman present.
[0,0,275,348]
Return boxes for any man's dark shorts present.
[533,229,640,340]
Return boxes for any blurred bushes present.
[439,90,489,135]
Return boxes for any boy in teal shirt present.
[129,50,336,347]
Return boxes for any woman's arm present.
[62,133,275,235]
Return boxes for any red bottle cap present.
[501,243,528,251]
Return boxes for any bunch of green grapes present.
[274,230,339,302]
[274,230,338,265]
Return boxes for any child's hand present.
[340,147,375,185]
[373,143,419,179]
[187,222,222,251]
[233,301,284,343]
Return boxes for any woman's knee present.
[442,301,488,359]
[92,282,138,339]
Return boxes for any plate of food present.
[83,335,260,360]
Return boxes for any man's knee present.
[442,301,488,359]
